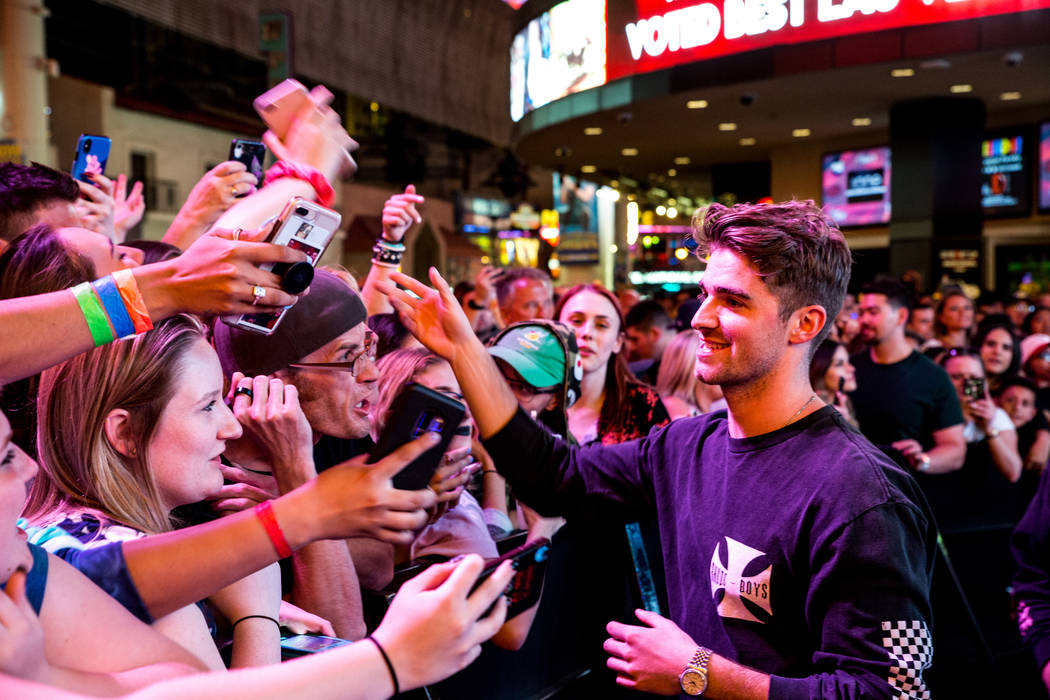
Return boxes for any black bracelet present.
[367,635,399,696]
[232,614,280,630]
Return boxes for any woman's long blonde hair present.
[656,330,701,407]
[23,315,207,534]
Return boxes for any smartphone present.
[369,383,466,491]
[229,138,267,187]
[963,377,986,401]
[838,376,845,393]
[280,634,352,659]
[253,79,310,140]
[221,197,340,335]
[470,537,552,620]
[71,134,111,183]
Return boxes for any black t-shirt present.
[850,349,963,449]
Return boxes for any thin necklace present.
[779,393,819,430]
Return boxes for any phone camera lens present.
[295,207,308,216]
[83,139,92,150]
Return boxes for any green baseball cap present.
[489,324,565,389]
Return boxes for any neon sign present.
[607,0,1050,81]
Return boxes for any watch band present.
[986,427,1001,439]
[679,646,712,696]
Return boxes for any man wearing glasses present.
[213,269,383,637]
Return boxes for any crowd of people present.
[3,79,1050,700]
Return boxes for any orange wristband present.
[111,269,154,334]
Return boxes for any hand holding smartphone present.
[71,134,111,183]
[369,384,466,491]
[221,196,340,335]
[468,538,551,620]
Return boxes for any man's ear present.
[103,408,136,458]
[788,305,827,346]
[545,394,559,412]
[897,305,910,327]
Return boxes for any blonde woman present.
[23,315,281,670]
[655,330,724,420]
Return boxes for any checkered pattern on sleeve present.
[881,620,932,700]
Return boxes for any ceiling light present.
[1000,91,1022,101]
[667,168,677,177]
[718,122,737,131]
[666,207,678,218]
[622,147,638,156]
[674,156,691,165]
[739,137,756,146]
[950,84,973,94]
[656,205,667,216]
[852,117,872,127]
[687,99,709,109]
[581,165,597,173]
[891,68,915,78]
[584,127,603,136]
[792,128,811,138]
[675,247,689,261]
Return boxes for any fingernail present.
[427,432,441,442]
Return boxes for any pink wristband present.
[255,500,293,559]
[263,161,335,207]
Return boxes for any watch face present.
[679,668,708,696]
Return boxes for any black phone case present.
[472,537,552,620]
[229,138,267,184]
[369,383,466,491]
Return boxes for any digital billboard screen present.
[981,131,1030,217]
[822,146,891,228]
[510,0,607,121]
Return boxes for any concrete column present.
[1,0,50,164]
[888,98,985,291]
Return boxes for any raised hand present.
[75,173,116,240]
[604,609,700,695]
[378,268,479,364]
[112,174,146,241]
[138,225,308,317]
[372,555,512,692]
[381,185,424,243]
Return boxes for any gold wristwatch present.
[679,646,712,696]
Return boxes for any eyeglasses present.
[502,376,558,399]
[289,330,378,377]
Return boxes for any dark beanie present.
[213,269,367,377]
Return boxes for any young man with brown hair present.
[382,200,935,700]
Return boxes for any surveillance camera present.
[617,111,633,126]
[739,93,757,107]
[1003,51,1023,67]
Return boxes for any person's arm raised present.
[0,226,306,386]
[360,185,424,317]
[121,433,438,620]
[379,268,518,439]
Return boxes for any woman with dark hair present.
[934,290,975,349]
[808,338,857,427]
[1023,306,1050,337]
[554,283,669,445]
[975,323,1020,395]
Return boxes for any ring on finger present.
[234,386,254,400]
[250,285,266,306]
[232,227,242,241]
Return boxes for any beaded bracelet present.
[263,161,335,207]
[71,282,116,346]
[372,239,405,268]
